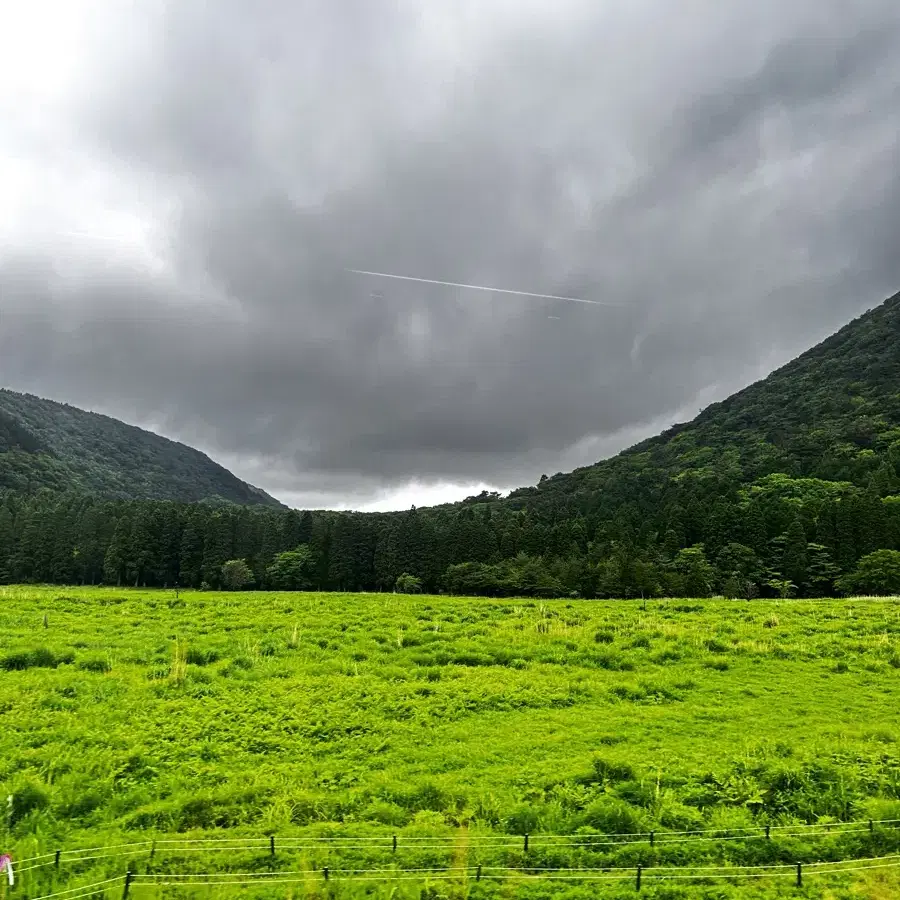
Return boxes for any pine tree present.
[834,496,859,572]
[815,502,838,554]
[741,502,768,556]
[311,520,332,590]
[856,490,888,557]
[297,511,314,546]
[257,510,283,576]
[0,502,14,583]
[280,510,302,552]
[782,517,808,592]
[103,517,131,585]
[202,511,234,588]
[398,509,427,576]
[869,459,897,497]
[704,500,737,559]
[158,503,183,587]
[128,505,161,587]
[179,510,206,588]
[328,515,376,591]
[684,498,706,546]
[805,543,839,597]
[374,520,402,590]
[663,528,682,559]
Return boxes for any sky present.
[1,1,899,511]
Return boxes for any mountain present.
[2,290,900,596]
[497,289,900,514]
[0,389,283,506]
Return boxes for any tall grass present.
[1,587,899,898]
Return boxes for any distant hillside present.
[0,389,283,506]
[3,291,900,597]
[500,289,900,514]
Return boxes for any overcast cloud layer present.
[2,0,900,510]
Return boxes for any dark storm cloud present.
[3,0,900,508]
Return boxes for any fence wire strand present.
[10,822,900,894]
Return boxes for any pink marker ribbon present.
[0,854,13,886]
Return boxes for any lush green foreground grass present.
[1,587,900,899]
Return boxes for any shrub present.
[10,782,50,824]
[59,791,104,820]
[362,801,411,827]
[77,655,112,673]
[589,757,636,784]
[504,803,541,835]
[578,797,645,834]
[185,647,221,666]
[1,647,74,670]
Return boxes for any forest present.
[0,389,281,506]
[3,292,900,599]
[2,471,899,598]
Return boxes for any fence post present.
[649,831,655,847]
[869,819,874,833]
[149,841,156,862]
[393,835,397,853]
[636,865,642,891]
[796,863,802,888]
[55,850,61,870]
[122,870,133,900]
[323,867,329,882]
[476,865,482,882]
[523,834,529,853]
[270,835,275,857]
[765,825,770,841]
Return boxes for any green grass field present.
[2,587,900,899]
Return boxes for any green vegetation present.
[515,289,900,508]
[5,293,900,598]
[2,587,900,899]
[2,482,899,598]
[0,389,281,505]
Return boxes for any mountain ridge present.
[0,388,283,507]
[498,289,900,510]
[2,288,900,595]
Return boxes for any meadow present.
[1,586,899,899]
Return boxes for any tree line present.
[2,470,900,597]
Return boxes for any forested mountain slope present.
[501,289,900,515]
[0,389,282,506]
[2,291,900,597]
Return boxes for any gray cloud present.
[2,0,900,508]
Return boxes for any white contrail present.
[57,231,135,243]
[346,268,620,306]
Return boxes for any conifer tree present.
[782,517,808,591]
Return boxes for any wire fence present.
[8,818,900,897]
[13,815,900,867]
[18,854,900,900]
